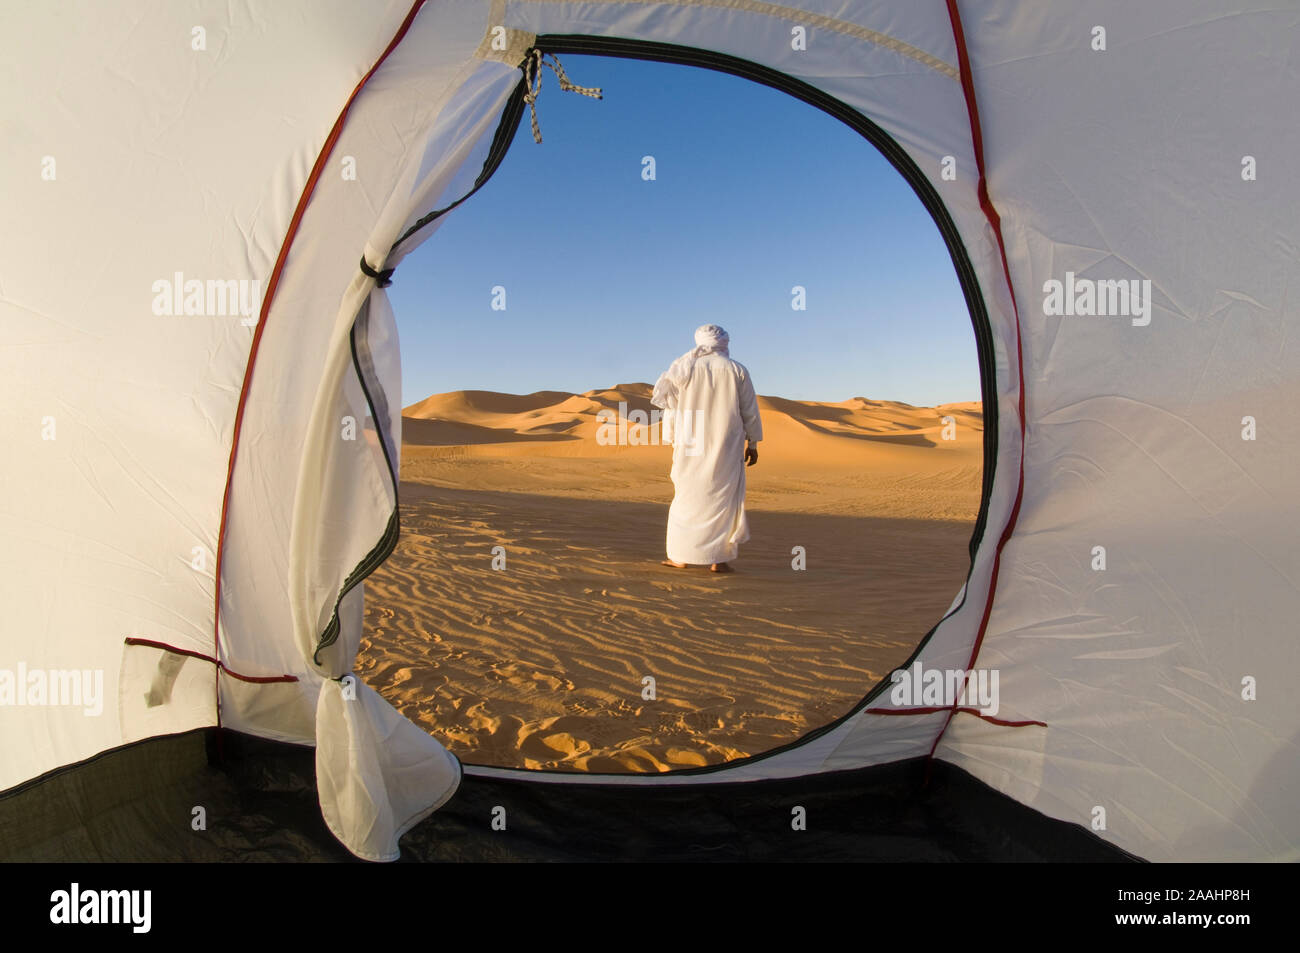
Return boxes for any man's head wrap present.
[651,325,732,410]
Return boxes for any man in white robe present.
[651,325,763,573]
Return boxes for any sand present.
[356,384,983,772]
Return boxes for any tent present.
[1,0,1296,863]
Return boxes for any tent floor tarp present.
[0,729,1139,862]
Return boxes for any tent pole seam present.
[210,0,428,731]
[928,0,1030,768]
[868,707,1046,729]
[518,0,959,78]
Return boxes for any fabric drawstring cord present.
[521,49,602,144]
[358,52,599,289]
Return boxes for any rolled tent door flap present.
[288,279,464,862]
[284,35,531,860]
[316,656,462,862]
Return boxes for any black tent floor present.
[0,728,1139,862]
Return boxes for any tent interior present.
[2,1,1297,864]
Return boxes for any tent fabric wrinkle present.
[927,0,1031,763]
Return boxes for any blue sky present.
[388,55,979,409]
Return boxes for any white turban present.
[652,325,731,410]
[694,324,730,353]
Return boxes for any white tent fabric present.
[1,0,1297,862]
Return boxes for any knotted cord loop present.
[521,49,603,144]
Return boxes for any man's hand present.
[744,443,758,467]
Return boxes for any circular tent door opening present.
[357,46,992,774]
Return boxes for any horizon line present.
[402,384,983,413]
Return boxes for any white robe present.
[653,351,763,564]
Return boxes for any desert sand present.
[356,384,983,772]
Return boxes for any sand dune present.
[401,383,982,464]
[357,386,983,772]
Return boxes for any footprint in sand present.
[572,752,666,773]
[484,663,517,683]
[737,714,803,736]
[531,671,575,691]
[608,747,672,772]
[519,730,591,762]
[663,747,710,767]
[535,714,591,734]
[475,714,524,751]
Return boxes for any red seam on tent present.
[125,638,300,684]
[867,707,1046,729]
[929,0,1030,762]
[209,0,428,727]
